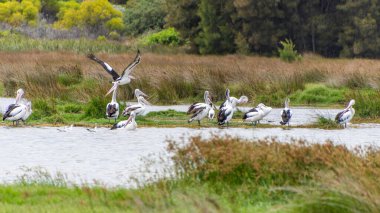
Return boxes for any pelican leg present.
[344,123,347,128]
[198,120,200,126]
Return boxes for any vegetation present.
[278,39,301,62]
[0,137,380,212]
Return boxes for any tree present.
[124,0,166,36]
[0,0,41,26]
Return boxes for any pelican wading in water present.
[335,99,355,128]
[111,111,137,130]
[2,89,29,125]
[106,83,119,122]
[122,89,150,116]
[280,98,292,126]
[218,89,234,126]
[187,91,212,126]
[219,92,248,111]
[243,104,265,126]
[87,50,141,96]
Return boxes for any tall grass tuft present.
[349,90,380,118]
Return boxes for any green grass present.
[291,84,346,105]
[0,137,379,212]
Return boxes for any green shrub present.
[291,84,346,105]
[141,28,182,46]
[349,90,380,118]
[83,96,108,119]
[108,31,120,41]
[29,99,56,120]
[278,39,301,62]
[63,104,82,113]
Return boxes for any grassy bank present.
[1,52,380,121]
[1,136,379,212]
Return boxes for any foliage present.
[83,96,108,119]
[141,28,182,46]
[54,0,124,35]
[124,0,166,36]
[0,0,41,26]
[278,39,301,62]
[291,84,346,105]
[349,90,380,118]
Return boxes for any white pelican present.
[106,83,119,122]
[122,89,150,116]
[187,91,212,126]
[243,104,265,126]
[219,94,248,111]
[280,98,292,126]
[335,99,355,128]
[2,89,27,125]
[111,111,137,130]
[208,104,216,120]
[218,89,234,126]
[257,103,272,117]
[87,50,141,96]
[21,101,32,124]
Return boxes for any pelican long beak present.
[141,97,151,106]
[129,75,136,80]
[105,83,118,96]
[15,93,21,104]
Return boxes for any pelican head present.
[347,99,355,108]
[257,103,266,108]
[285,98,290,108]
[135,89,148,98]
[238,96,249,104]
[15,88,25,104]
[204,91,210,102]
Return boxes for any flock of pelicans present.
[2,50,357,129]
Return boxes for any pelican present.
[280,98,292,126]
[106,83,119,122]
[2,89,27,125]
[208,104,216,120]
[219,93,248,110]
[187,91,212,126]
[243,104,265,126]
[111,111,137,130]
[21,101,32,124]
[122,89,150,116]
[335,99,355,128]
[257,103,272,117]
[87,50,141,96]
[218,89,234,126]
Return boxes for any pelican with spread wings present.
[87,50,141,96]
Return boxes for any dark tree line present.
[165,0,380,57]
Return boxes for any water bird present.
[122,89,150,116]
[243,104,265,126]
[2,89,28,125]
[89,50,141,96]
[57,124,74,132]
[335,99,355,128]
[187,91,212,126]
[219,92,248,111]
[106,83,119,122]
[86,125,98,133]
[111,111,137,130]
[280,98,292,126]
[218,89,234,126]
[208,104,216,120]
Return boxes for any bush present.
[29,99,56,120]
[83,96,108,119]
[141,28,182,46]
[291,84,346,105]
[278,39,301,62]
[0,0,41,27]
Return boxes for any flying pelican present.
[218,89,234,126]
[87,50,141,96]
[187,91,212,126]
[243,104,265,126]
[280,98,292,126]
[122,89,150,116]
[2,89,27,125]
[219,93,248,111]
[335,99,355,128]
[106,83,119,122]
[111,111,137,130]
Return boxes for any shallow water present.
[0,125,380,186]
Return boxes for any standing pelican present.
[187,91,212,126]
[87,50,141,96]
[219,93,248,110]
[21,101,32,124]
[335,99,355,128]
[243,104,265,126]
[2,89,27,125]
[208,104,216,120]
[280,98,292,126]
[122,95,151,117]
[111,111,137,130]
[106,84,119,122]
[218,89,234,126]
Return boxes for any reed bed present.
[1,52,380,107]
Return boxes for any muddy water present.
[0,125,379,186]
